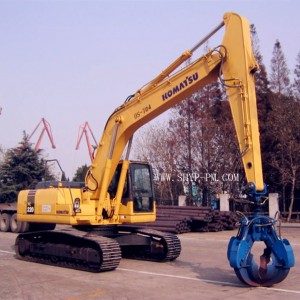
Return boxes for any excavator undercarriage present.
[15,226,181,272]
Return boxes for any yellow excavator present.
[15,12,294,287]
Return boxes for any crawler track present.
[116,227,181,261]
[15,229,121,272]
[15,226,181,273]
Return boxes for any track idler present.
[227,184,295,287]
[228,214,294,286]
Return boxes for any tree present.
[133,72,246,205]
[209,97,243,196]
[0,134,55,203]
[265,96,300,219]
[293,52,300,100]
[133,121,181,204]
[251,25,270,97]
[161,76,241,204]
[269,39,291,96]
[72,164,89,182]
[0,146,4,163]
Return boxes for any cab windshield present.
[130,163,154,212]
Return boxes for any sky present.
[0,0,299,179]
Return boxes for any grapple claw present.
[228,214,295,287]
[233,252,290,287]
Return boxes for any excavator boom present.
[86,13,263,207]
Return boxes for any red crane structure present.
[75,121,97,162]
[28,118,56,151]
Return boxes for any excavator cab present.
[108,161,156,221]
[128,163,154,213]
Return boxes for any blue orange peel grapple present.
[227,183,295,287]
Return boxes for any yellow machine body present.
[15,13,295,286]
[18,162,156,225]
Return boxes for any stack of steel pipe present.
[120,206,238,234]
[159,205,213,228]
[120,217,189,234]
[214,211,238,230]
[156,205,238,233]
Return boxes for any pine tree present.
[72,164,89,182]
[269,39,291,96]
[250,25,270,100]
[0,134,55,203]
[250,24,271,139]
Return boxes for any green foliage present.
[0,134,55,203]
[72,164,89,182]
